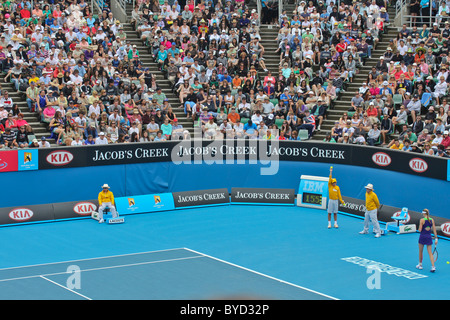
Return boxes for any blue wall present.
[6,160,449,218]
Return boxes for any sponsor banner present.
[448,160,450,182]
[0,150,18,172]
[35,141,448,181]
[339,196,450,237]
[53,200,99,220]
[0,204,54,225]
[231,188,296,205]
[115,193,175,215]
[18,149,38,171]
[353,147,444,180]
[172,189,229,208]
[39,148,87,169]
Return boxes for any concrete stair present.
[122,11,195,135]
[308,6,398,141]
[0,81,55,145]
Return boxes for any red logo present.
[9,208,34,221]
[372,152,391,167]
[73,202,97,216]
[0,150,18,172]
[46,150,74,166]
[440,222,450,236]
[391,211,410,224]
[409,158,428,173]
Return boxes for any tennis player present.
[98,184,118,223]
[416,209,438,272]
[359,183,382,238]
[328,167,345,228]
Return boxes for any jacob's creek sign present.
[231,188,296,205]
[172,189,229,208]
[32,141,448,181]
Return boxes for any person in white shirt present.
[71,135,84,146]
[433,76,448,105]
[95,132,109,144]
[203,117,218,139]
[38,137,51,147]
[251,110,263,125]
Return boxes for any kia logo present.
[9,208,34,221]
[440,222,450,236]
[372,152,391,167]
[73,202,97,216]
[409,158,428,173]
[46,150,74,166]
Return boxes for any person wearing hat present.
[97,184,118,224]
[37,136,51,148]
[327,167,345,229]
[416,209,438,272]
[359,183,382,238]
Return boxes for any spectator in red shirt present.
[441,131,450,148]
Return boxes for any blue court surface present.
[0,205,449,300]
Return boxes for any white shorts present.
[328,199,339,214]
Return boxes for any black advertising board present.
[172,189,229,208]
[36,140,448,181]
[339,196,450,238]
[52,199,99,220]
[352,146,445,180]
[0,204,55,225]
[230,188,296,205]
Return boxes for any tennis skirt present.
[418,234,432,246]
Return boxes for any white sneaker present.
[334,223,339,228]
[375,233,381,238]
[416,264,423,270]
[99,219,104,224]
[431,266,436,273]
[359,230,368,234]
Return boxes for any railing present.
[256,0,262,26]
[395,0,446,27]
[92,0,105,16]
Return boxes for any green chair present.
[240,117,249,125]
[270,99,279,107]
[275,118,284,129]
[393,94,403,108]
[298,129,309,140]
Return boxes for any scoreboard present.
[297,175,328,209]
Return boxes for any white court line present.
[0,255,203,283]
[0,247,189,272]
[40,276,92,300]
[184,247,340,300]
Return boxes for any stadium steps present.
[310,5,398,141]
[121,22,196,135]
[0,80,56,145]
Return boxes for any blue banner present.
[18,149,38,171]
[115,193,175,215]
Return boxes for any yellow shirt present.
[328,174,344,203]
[365,191,380,211]
[98,190,115,205]
[390,143,404,150]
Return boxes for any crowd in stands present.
[322,0,450,158]
[135,0,387,142]
[0,0,448,158]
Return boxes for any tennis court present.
[0,205,449,300]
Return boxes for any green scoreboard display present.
[297,175,328,209]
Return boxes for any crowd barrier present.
[1,187,450,239]
[0,140,448,226]
[0,140,448,181]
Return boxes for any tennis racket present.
[432,242,438,263]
